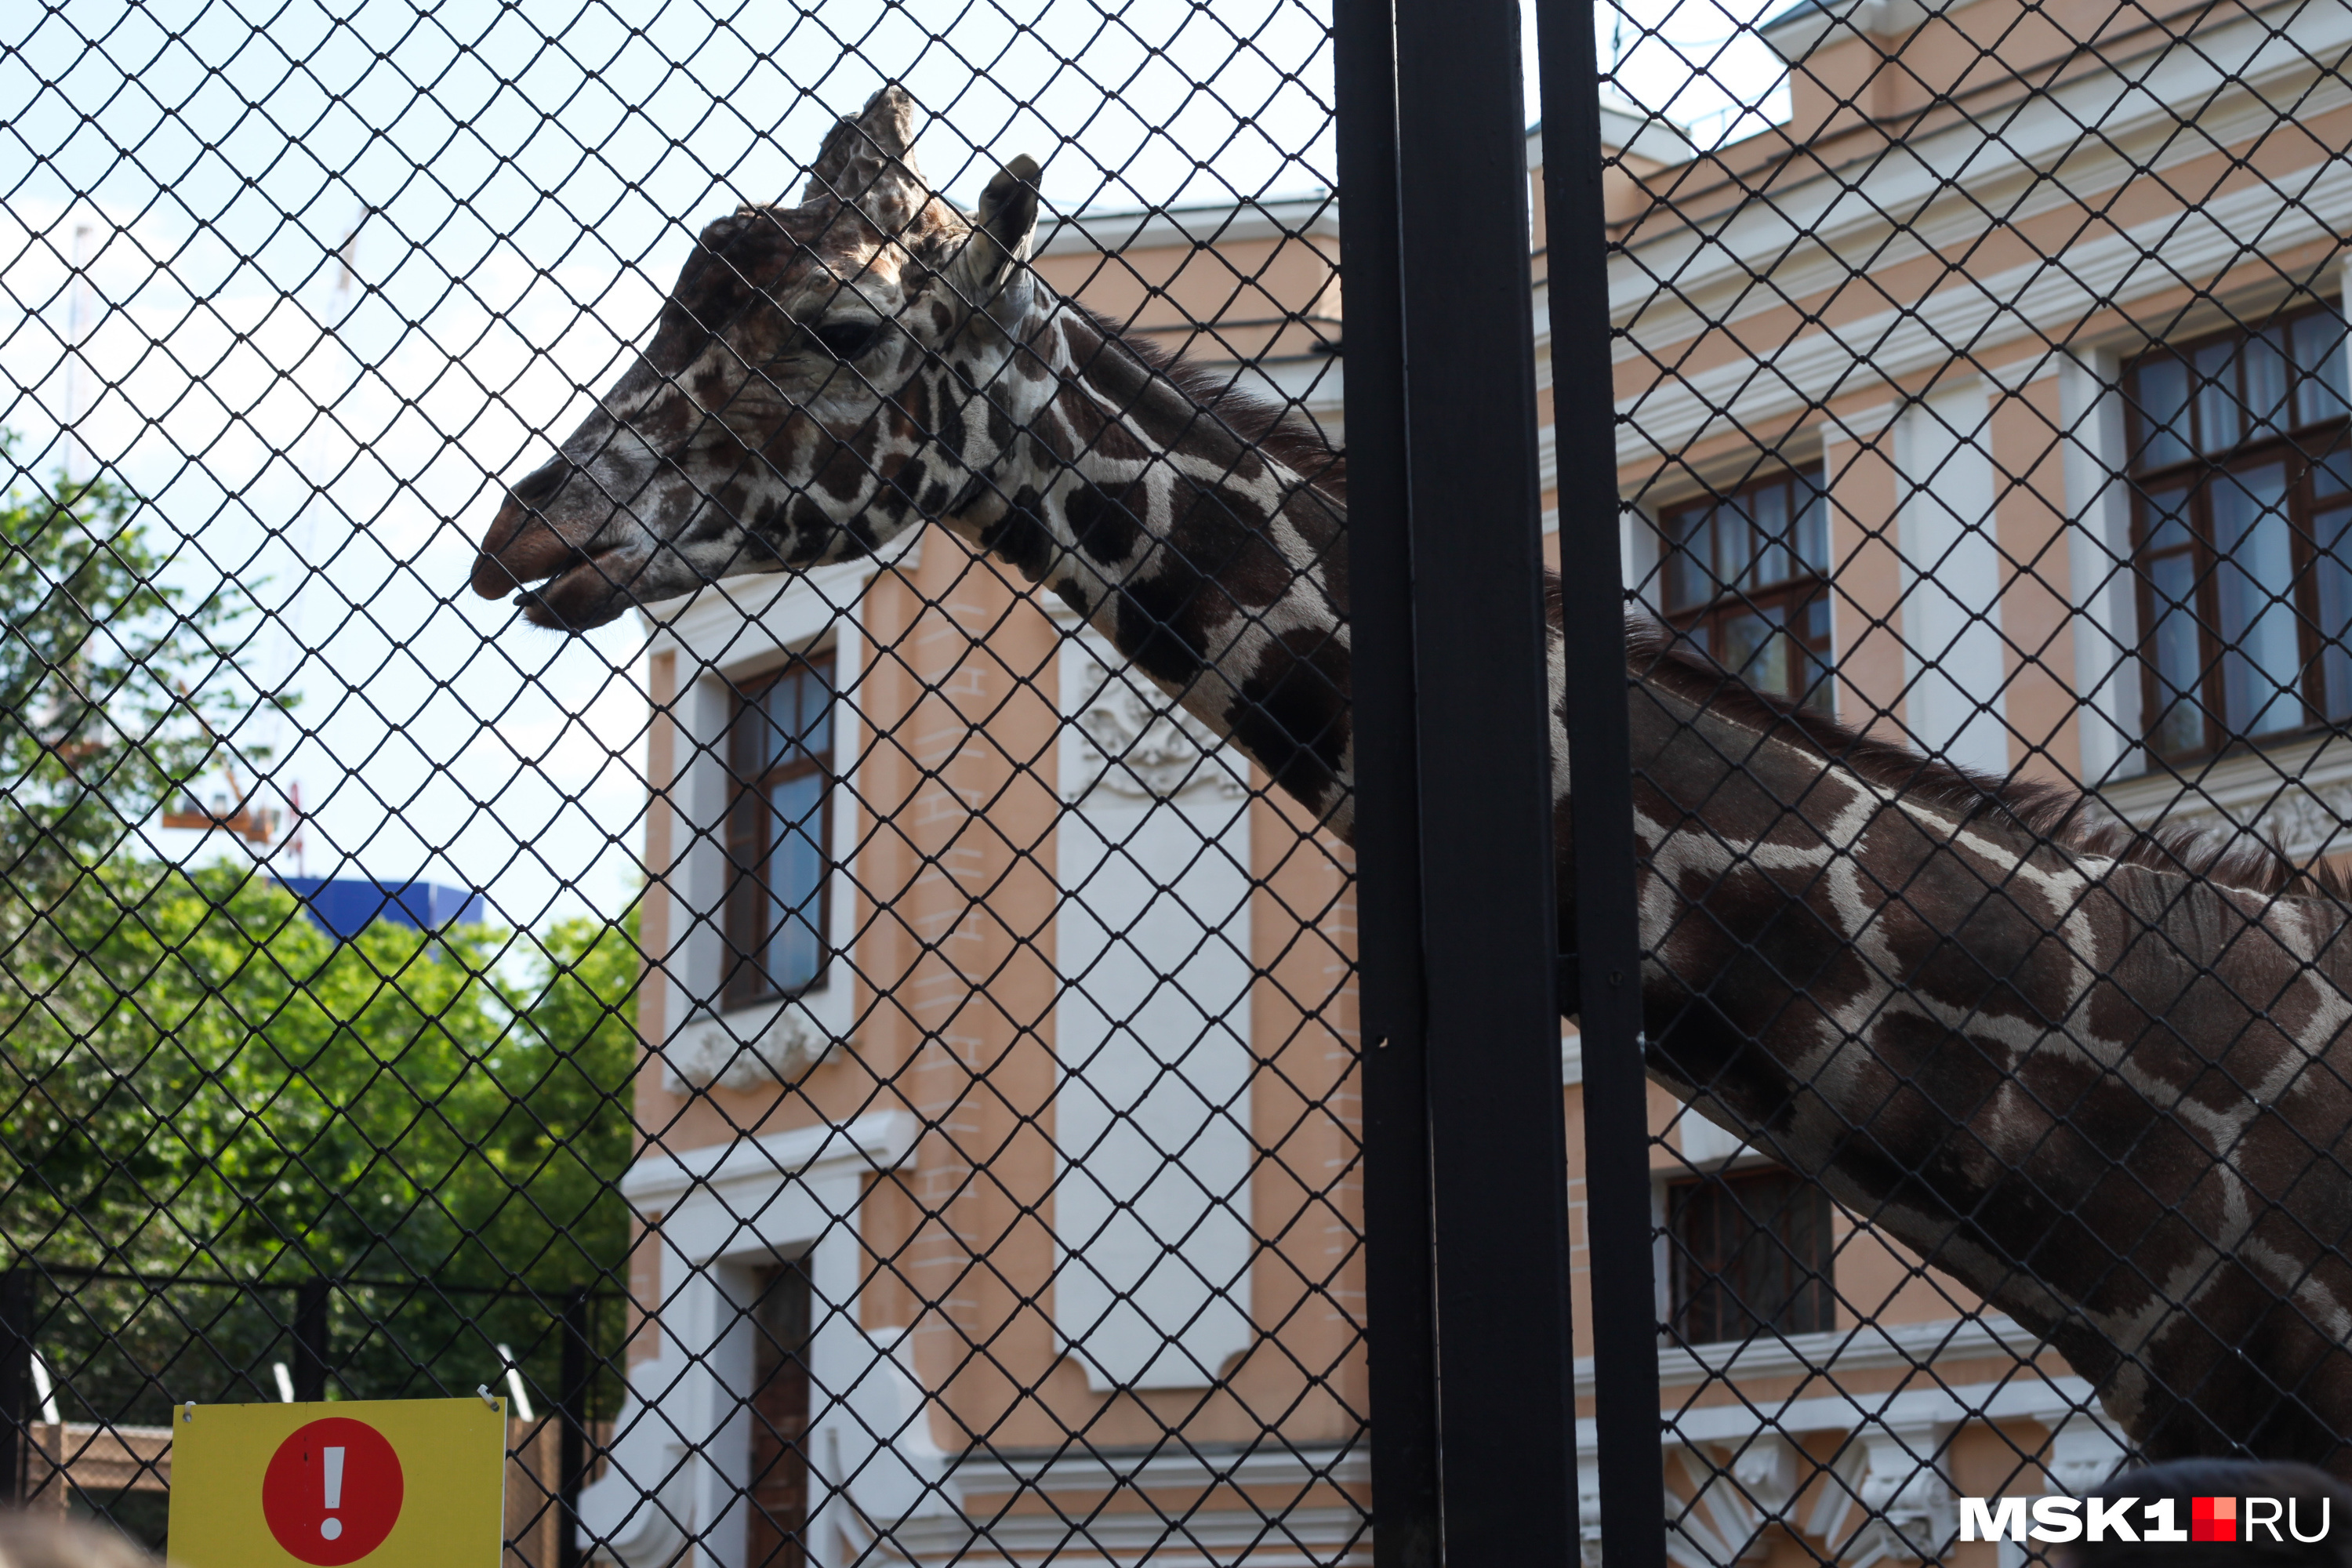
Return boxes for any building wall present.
[604,0,2349,1556]
[1545,0,2350,1557]
[601,194,1363,1568]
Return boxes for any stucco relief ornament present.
[2154,783,2352,864]
[1067,677,1246,802]
[662,1004,834,1091]
[2257,786,2352,858]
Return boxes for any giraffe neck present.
[937,292,1358,836]
[1633,652,2352,1467]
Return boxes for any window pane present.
[2142,482,2192,552]
[798,662,833,757]
[764,670,806,768]
[1718,608,1790,700]
[1796,475,1829,573]
[2317,501,2352,722]
[1800,597,1835,716]
[764,771,827,993]
[2131,355,2193,470]
[1667,508,1715,611]
[2195,338,2241,455]
[1719,493,1755,591]
[1668,1171,1834,1344]
[735,690,767,777]
[2212,460,2301,737]
[1751,481,1790,586]
[2321,452,2352,503]
[2147,544,2204,757]
[2245,325,2290,438]
[2293,311,2352,426]
[752,662,835,768]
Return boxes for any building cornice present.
[1606,59,2352,464]
[1605,0,2348,339]
[1593,1312,2049,1397]
[1036,194,1338,259]
[1758,0,1993,64]
[619,1109,919,1211]
[637,535,916,666]
[2097,730,2352,859]
[1529,101,1698,171]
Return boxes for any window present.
[746,1258,814,1568]
[2127,305,2352,760]
[1657,467,1834,712]
[724,655,835,1008]
[1667,1167,1835,1344]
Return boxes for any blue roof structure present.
[278,878,485,940]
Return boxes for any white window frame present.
[578,1110,950,1568]
[642,551,908,1088]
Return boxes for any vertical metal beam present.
[1396,0,1582,1564]
[1532,1,1670,1563]
[293,1278,332,1403]
[558,1287,593,1568]
[0,1269,30,1502]
[1333,2,1443,1566]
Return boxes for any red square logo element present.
[2192,1497,2237,1542]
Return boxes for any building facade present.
[1570,0,2350,1560]
[590,0,2350,1561]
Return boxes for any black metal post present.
[1533,0,1670,1562]
[1333,3,1443,1567]
[557,1287,593,1568]
[293,1278,332,1403]
[1396,0,1583,1564]
[0,1269,30,1502]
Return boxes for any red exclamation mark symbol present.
[264,1417,402,1563]
[321,1446,346,1541]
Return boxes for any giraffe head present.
[470,85,1044,630]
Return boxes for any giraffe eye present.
[810,319,881,360]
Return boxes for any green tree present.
[0,445,269,901]
[5,863,640,1423]
[0,448,641,1428]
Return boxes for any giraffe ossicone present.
[474,84,2352,1474]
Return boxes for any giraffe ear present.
[799,85,927,217]
[948,154,1040,306]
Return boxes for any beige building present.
[592,0,2349,1561]
[1563,0,2352,1561]
[590,194,1365,1568]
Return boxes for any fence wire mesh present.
[1589,0,2352,1559]
[13,0,2352,1565]
[2,4,1360,1565]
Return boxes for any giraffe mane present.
[1623,616,2352,902]
[1065,303,1345,499]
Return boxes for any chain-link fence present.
[1566,0,2352,1560]
[8,0,2352,1566]
[4,3,1366,1566]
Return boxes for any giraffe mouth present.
[471,492,646,630]
[508,546,647,631]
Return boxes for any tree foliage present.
[0,451,641,1424]
[4,862,641,1421]
[0,448,268,901]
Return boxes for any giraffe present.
[470,85,2352,1474]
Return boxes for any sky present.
[0,0,1784,930]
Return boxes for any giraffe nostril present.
[507,460,569,510]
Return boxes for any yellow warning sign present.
[168,1397,506,1568]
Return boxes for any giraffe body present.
[470,85,2352,1471]
[1628,649,2352,1468]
